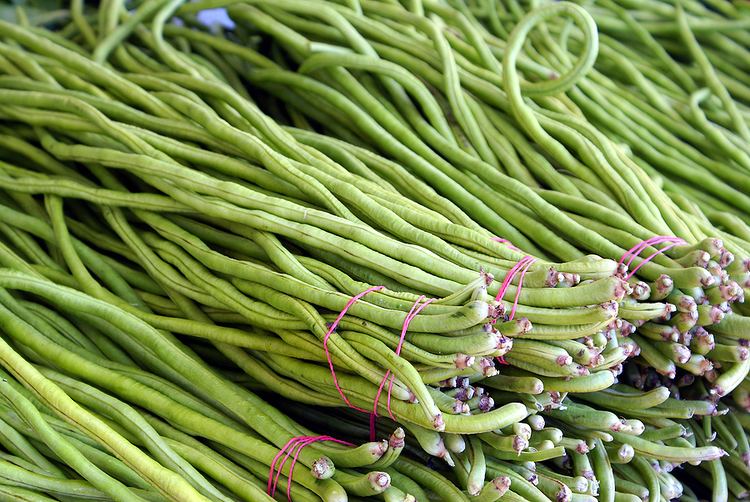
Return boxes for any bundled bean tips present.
[0,0,748,501]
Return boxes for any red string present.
[324,286,384,412]
[370,296,434,440]
[268,435,354,500]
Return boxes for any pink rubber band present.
[494,256,534,303]
[283,439,316,501]
[494,255,536,365]
[370,296,434,440]
[619,236,662,266]
[624,237,678,268]
[386,297,434,420]
[626,242,682,280]
[324,286,385,412]
[619,236,671,266]
[268,435,354,500]
[509,257,537,321]
[491,237,521,252]
[618,236,686,280]
[619,236,684,268]
[269,437,303,496]
[384,375,399,421]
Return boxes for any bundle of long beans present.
[0,0,747,500]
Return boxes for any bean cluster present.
[0,0,747,501]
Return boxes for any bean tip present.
[561,272,580,287]
[630,281,651,300]
[613,278,629,300]
[371,472,391,490]
[694,251,710,267]
[496,334,513,353]
[311,457,335,480]
[432,413,445,431]
[390,428,405,448]
[599,301,620,318]
[452,399,465,414]
[493,475,511,494]
[518,317,533,334]
[373,440,388,457]
[480,268,494,287]
[479,394,494,412]
[513,435,528,453]
[454,353,474,369]
[556,354,572,366]
[710,305,725,324]
[439,377,458,388]
[546,268,562,287]
[556,484,572,502]
[701,274,716,288]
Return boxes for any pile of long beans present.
[0,0,747,500]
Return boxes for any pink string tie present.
[496,257,536,365]
[493,243,537,365]
[369,296,434,441]
[491,236,521,252]
[494,255,533,303]
[620,236,680,268]
[495,256,537,318]
[508,257,536,321]
[324,286,385,413]
[268,435,354,500]
[619,237,686,280]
